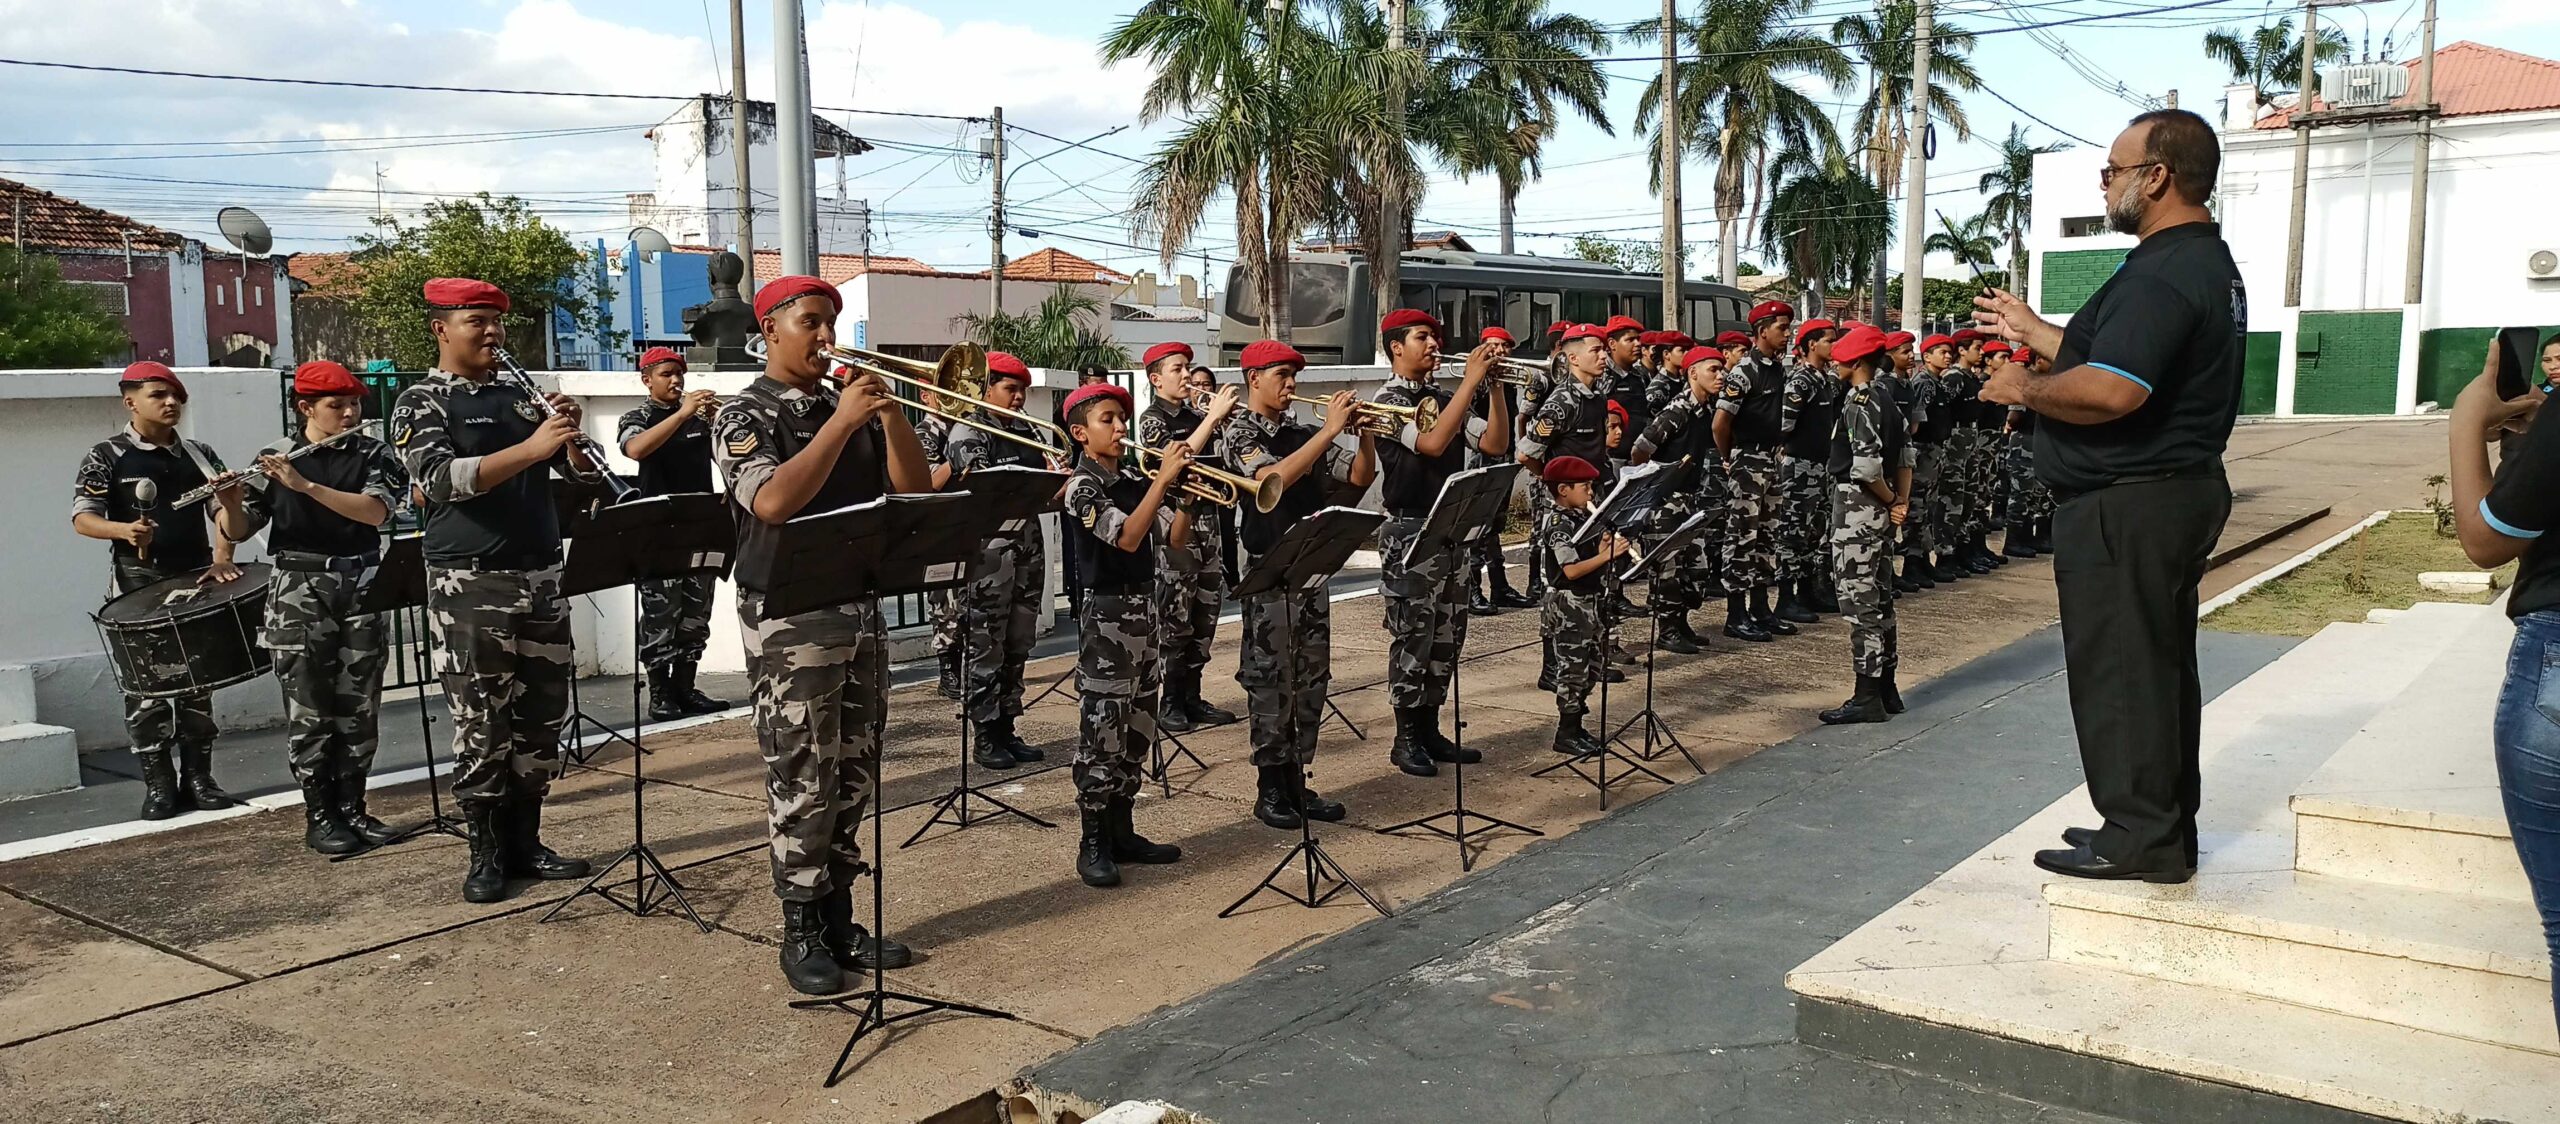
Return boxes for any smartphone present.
[2494,325,2542,400]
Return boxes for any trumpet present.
[493,348,637,504]
[1287,393,1438,438]
[743,337,1064,459]
[1436,354,1549,387]
[1121,441,1285,512]
[171,425,362,508]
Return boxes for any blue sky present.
[2,0,2554,284]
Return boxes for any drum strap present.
[174,433,221,489]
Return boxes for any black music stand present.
[1532,486,1672,809]
[553,481,640,766]
[900,465,1071,848]
[1220,506,1393,920]
[333,533,458,860]
[1381,464,1541,870]
[541,493,733,932]
[781,491,1022,1086]
[1606,511,1711,776]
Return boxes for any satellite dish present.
[216,206,272,256]
[629,226,672,264]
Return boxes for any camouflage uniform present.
[394,371,598,804]
[915,413,964,656]
[73,430,229,768]
[1135,398,1224,687]
[1517,372,1612,561]
[2006,408,2054,528]
[1717,353,1789,591]
[1373,375,1477,710]
[234,431,405,787]
[1832,380,1910,678]
[714,374,891,903]
[617,402,718,670]
[1226,407,1361,766]
[946,415,1052,725]
[1930,369,1979,554]
[1063,453,1179,812]
[1537,499,1603,716]
[1780,360,1840,588]
[1902,368,1943,561]
[1630,394,1721,627]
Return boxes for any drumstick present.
[132,479,157,563]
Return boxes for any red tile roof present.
[998,247,1130,284]
[2258,41,2560,128]
[0,177,187,252]
[287,250,367,298]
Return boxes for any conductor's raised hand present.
[1970,287,2048,345]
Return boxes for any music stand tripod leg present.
[901,605,1054,849]
[542,592,711,932]
[1219,588,1389,919]
[334,658,467,861]
[1378,626,1541,871]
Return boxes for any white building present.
[2023,41,2560,416]
[626,95,875,257]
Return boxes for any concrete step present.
[0,722,81,801]
[2048,871,2556,1056]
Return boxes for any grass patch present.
[2204,513,2515,637]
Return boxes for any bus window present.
[1562,290,1609,325]
[1437,293,1462,341]
[1684,297,1714,333]
[1607,293,1657,326]
[1400,281,1433,312]
[1462,289,1500,343]
[1505,290,1560,352]
[1718,296,1747,329]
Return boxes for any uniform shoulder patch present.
[726,431,760,457]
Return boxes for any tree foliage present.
[1978,123,2066,284]
[954,284,1130,371]
[1835,1,1981,199]
[0,245,129,369]
[2204,18,2350,102]
[1567,234,1693,278]
[1925,210,1999,271]
[1425,0,1613,255]
[346,193,613,371]
[1762,149,1888,311]
[1886,273,2010,320]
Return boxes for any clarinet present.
[491,348,635,504]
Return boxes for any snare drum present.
[94,564,274,699]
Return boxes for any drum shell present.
[95,564,275,699]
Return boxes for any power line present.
[1973,79,2104,146]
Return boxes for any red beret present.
[1714,331,1749,348]
[1380,308,1442,337]
[1983,340,2014,356]
[1831,326,1889,364]
[1238,340,1306,372]
[1748,300,1793,326]
[1541,455,1601,484]
[1606,400,1629,425]
[985,352,1032,382]
[1666,332,1697,348]
[422,278,509,312]
[1795,319,1837,345]
[637,346,686,373]
[1141,341,1193,369]
[1480,326,1515,345]
[1559,323,1608,343]
[292,361,363,397]
[1544,320,1574,339]
[1882,331,1916,350]
[1921,334,1957,354]
[117,360,186,402]
[1601,315,1644,337]
[1673,347,1719,372]
[2010,347,2033,364]
[752,274,840,322]
[1636,330,1664,347]
[1951,328,1985,343]
[1062,382,1132,420]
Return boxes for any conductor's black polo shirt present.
[2038,221,2247,497]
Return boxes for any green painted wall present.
[2292,310,2404,415]
[2243,332,2280,415]
[2038,249,2130,316]
[2415,325,2560,409]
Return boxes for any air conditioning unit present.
[2530,249,2560,280]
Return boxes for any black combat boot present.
[1894,556,1926,593]
[2031,520,2054,554]
[1819,675,1891,725]
[674,661,730,714]
[1903,554,1938,589]
[646,664,686,722]
[137,751,181,821]
[1189,683,1240,726]
[999,715,1044,763]
[334,770,398,847]
[461,800,509,904]
[1751,588,1798,637]
[1931,551,1968,583]
[1415,708,1479,765]
[1723,593,1771,643]
[2004,523,2040,558]
[1965,537,1999,574]
[1107,795,1181,864]
[1294,778,1348,822]
[936,649,963,700]
[1490,560,1537,608]
[503,796,590,880]
[1076,807,1121,887]
[1881,668,1907,715]
[301,776,362,856]
[1160,671,1197,735]
[178,744,239,809]
[1805,575,1841,614]
[1980,533,2008,567]
[1389,708,1438,778]
[818,886,912,971]
[1469,584,1498,616]
[1552,709,1601,756]
[779,899,846,995]
[1657,615,1703,654]
[1775,581,1819,624]
[1252,764,1303,830]
[972,720,1018,770]
[1608,589,1646,620]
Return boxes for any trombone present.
[1121,441,1284,513]
[1286,393,1438,438]
[744,337,1067,460]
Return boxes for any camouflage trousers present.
[1379,515,1470,709]
[1779,457,1833,585]
[1832,485,1900,678]
[1544,589,1603,716]
[263,568,387,787]
[928,589,962,655]
[1075,591,1161,814]
[1642,499,1716,624]
[2006,432,2054,525]
[1155,519,1224,680]
[638,573,713,669]
[1236,577,1331,766]
[1721,449,1783,591]
[1968,431,2005,536]
[961,523,1045,723]
[1931,433,1977,551]
[1903,445,1943,558]
[736,591,883,903]
[110,560,215,759]
[426,566,572,803]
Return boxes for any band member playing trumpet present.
[1060,382,1193,887]
[1135,342,1242,733]
[1225,341,1375,829]
[72,362,250,820]
[1372,308,1509,779]
[617,346,730,722]
[714,274,930,994]
[393,277,600,904]
[227,361,406,853]
[946,352,1054,773]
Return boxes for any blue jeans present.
[2491,610,2560,1028]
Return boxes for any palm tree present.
[1924,210,1998,271]
[1762,147,1888,316]
[1976,123,2064,287]
[953,284,1129,371]
[2205,18,2351,109]
[1835,1,1981,199]
[1310,0,1431,336]
[1428,0,1612,255]
[1629,0,1853,287]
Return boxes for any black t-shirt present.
[2484,398,2560,618]
[618,401,715,497]
[2038,221,2247,495]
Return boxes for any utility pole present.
[729,0,756,293]
[1659,0,1683,328]
[2402,0,2437,305]
[772,0,815,276]
[1898,0,1934,333]
[1379,0,1407,321]
[988,106,1006,322]
[2283,0,2318,307]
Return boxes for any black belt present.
[274,550,380,575]
[1088,579,1155,596]
[433,549,562,573]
